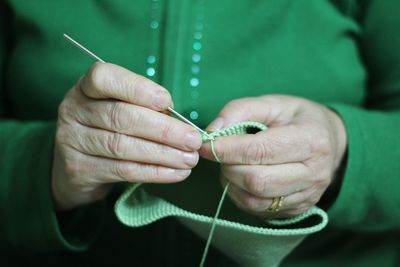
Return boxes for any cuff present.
[37,122,105,252]
[2,121,105,252]
[323,103,368,228]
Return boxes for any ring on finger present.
[266,196,285,213]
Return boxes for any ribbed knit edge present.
[115,184,328,236]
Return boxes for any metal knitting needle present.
[63,34,207,135]
[64,34,106,63]
[167,108,206,134]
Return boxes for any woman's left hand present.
[199,95,347,218]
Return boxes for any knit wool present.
[114,122,329,267]
[201,121,268,163]
[199,121,268,266]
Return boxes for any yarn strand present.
[199,122,267,266]
[199,181,230,267]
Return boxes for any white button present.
[192,53,201,63]
[150,21,159,29]
[146,67,156,77]
[190,111,199,120]
[147,55,156,64]
[190,78,199,87]
[193,42,202,51]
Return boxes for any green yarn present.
[202,121,268,163]
[199,182,230,267]
[114,121,329,267]
[114,185,328,267]
[199,121,268,267]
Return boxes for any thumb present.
[206,95,297,132]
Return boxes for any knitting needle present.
[167,108,207,134]
[63,34,207,135]
[63,34,105,63]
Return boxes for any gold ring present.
[266,196,284,213]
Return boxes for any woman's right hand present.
[52,63,202,210]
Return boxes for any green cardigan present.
[1,0,399,266]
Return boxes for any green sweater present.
[1,0,400,266]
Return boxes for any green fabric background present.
[1,0,400,266]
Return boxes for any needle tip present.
[62,33,106,63]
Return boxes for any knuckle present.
[55,123,76,147]
[155,143,170,158]
[127,75,147,100]
[64,162,79,178]
[109,76,134,102]
[244,140,270,165]
[139,164,159,182]
[311,129,332,156]
[113,162,132,181]
[58,101,69,118]
[58,87,83,124]
[317,173,331,188]
[241,195,263,212]
[112,103,143,132]
[159,122,174,143]
[57,99,74,123]
[135,137,159,157]
[107,133,126,158]
[88,63,107,90]
[109,102,129,130]
[153,165,163,179]
[243,172,266,197]
[55,126,68,146]
[308,188,324,205]
[64,154,81,178]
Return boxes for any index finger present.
[79,62,172,111]
[199,125,312,165]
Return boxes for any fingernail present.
[175,169,191,179]
[154,90,170,110]
[185,131,202,150]
[183,152,199,167]
[207,117,224,132]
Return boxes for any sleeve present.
[0,1,104,252]
[326,0,400,231]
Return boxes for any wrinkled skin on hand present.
[52,63,202,210]
[200,95,347,218]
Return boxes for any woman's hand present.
[52,63,202,210]
[199,95,347,218]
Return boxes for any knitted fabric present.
[114,122,329,267]
[199,121,268,266]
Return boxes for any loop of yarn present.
[199,121,267,267]
[201,121,267,164]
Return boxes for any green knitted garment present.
[115,122,328,267]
